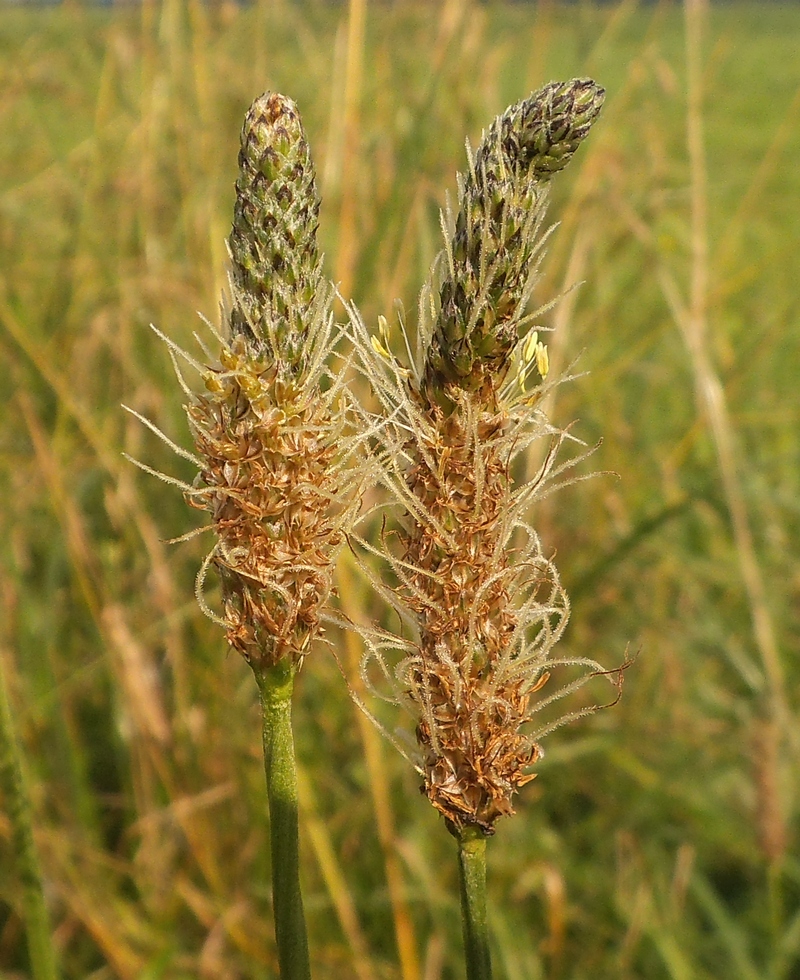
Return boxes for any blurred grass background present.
[1,0,798,977]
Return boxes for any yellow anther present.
[522,330,539,365]
[371,334,391,360]
[535,342,550,379]
[240,375,262,399]
[219,347,238,370]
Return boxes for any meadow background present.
[1,0,798,977]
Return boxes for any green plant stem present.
[0,651,59,980]
[255,661,311,980]
[457,825,492,980]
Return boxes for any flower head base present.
[350,357,601,832]
[187,330,355,671]
[398,398,569,831]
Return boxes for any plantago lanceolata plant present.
[347,79,622,978]
[128,92,362,980]
[132,79,623,980]
[195,93,359,675]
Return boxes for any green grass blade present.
[0,649,59,980]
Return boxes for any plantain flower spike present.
[181,93,358,671]
[349,78,620,835]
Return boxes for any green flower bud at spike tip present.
[228,92,322,371]
[489,77,606,181]
[422,78,605,411]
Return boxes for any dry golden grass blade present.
[582,0,641,78]
[13,328,191,725]
[334,0,368,299]
[186,0,230,306]
[101,604,172,747]
[0,643,59,980]
[670,0,790,742]
[3,287,186,655]
[295,763,378,980]
[539,0,670,285]
[381,182,429,329]
[108,464,194,724]
[136,766,276,967]
[175,870,274,976]
[338,552,422,980]
[48,854,150,980]
[715,83,800,273]
[751,717,787,868]
[0,289,117,475]
[17,397,98,593]
[422,932,446,980]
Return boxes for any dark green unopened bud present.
[228,92,322,370]
[487,78,605,181]
[422,79,605,410]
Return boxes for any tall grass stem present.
[256,662,312,980]
[296,764,376,980]
[0,649,59,980]
[681,0,790,744]
[334,0,367,298]
[338,555,421,980]
[457,826,492,980]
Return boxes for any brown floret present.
[398,398,554,832]
[188,344,348,670]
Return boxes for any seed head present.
[131,92,360,674]
[187,333,356,671]
[346,358,604,833]
[348,78,618,834]
[398,400,567,831]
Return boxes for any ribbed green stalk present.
[0,653,59,980]
[457,826,492,980]
[255,661,311,980]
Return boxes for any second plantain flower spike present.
[349,78,618,838]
